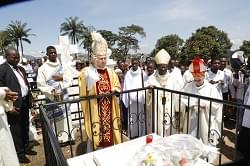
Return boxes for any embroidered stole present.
[96,68,113,147]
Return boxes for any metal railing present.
[38,86,249,165]
[40,105,68,166]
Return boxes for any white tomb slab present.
[67,134,161,166]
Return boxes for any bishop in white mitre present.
[146,49,177,137]
[182,57,222,146]
[37,45,74,143]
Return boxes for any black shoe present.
[18,154,30,163]
[25,149,37,155]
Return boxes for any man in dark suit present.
[0,47,34,163]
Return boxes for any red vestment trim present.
[96,68,113,147]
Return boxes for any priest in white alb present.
[122,57,146,138]
[146,49,177,137]
[182,57,223,146]
[37,45,74,143]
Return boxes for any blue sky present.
[1,0,250,56]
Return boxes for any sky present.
[1,0,250,57]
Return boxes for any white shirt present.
[8,64,28,97]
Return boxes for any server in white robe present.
[0,87,19,166]
[146,49,177,136]
[182,57,222,146]
[205,57,226,98]
[37,45,74,143]
[122,57,146,138]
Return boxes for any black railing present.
[38,86,249,165]
[39,105,68,166]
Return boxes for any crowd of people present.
[1,32,250,165]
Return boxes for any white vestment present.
[122,67,146,138]
[183,70,194,87]
[182,80,222,146]
[37,59,74,143]
[0,88,19,166]
[222,68,233,94]
[146,71,177,136]
[205,69,226,98]
[229,71,246,101]
[169,67,185,113]
[170,67,184,90]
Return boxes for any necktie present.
[13,66,28,85]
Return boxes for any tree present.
[7,20,34,56]
[181,26,232,62]
[153,34,184,60]
[79,25,95,59]
[97,30,118,47]
[240,40,250,58]
[0,30,12,55]
[117,24,146,58]
[60,16,86,44]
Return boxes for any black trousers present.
[7,98,30,155]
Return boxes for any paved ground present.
[21,118,243,166]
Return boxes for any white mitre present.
[232,50,244,63]
[154,49,171,64]
[189,57,206,73]
[91,31,108,57]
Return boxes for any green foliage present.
[154,34,184,60]
[181,26,232,62]
[79,26,95,60]
[0,30,12,54]
[7,20,34,56]
[117,24,146,58]
[240,40,250,58]
[97,30,118,47]
[60,16,86,44]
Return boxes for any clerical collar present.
[46,59,60,67]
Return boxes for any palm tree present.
[79,25,95,60]
[7,20,34,56]
[60,16,86,45]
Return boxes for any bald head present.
[5,47,20,66]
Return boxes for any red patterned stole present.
[96,68,113,147]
